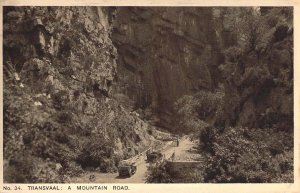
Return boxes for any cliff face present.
[3,6,157,183]
[112,7,223,128]
[4,6,116,95]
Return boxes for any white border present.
[0,1,299,193]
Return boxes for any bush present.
[199,126,218,154]
[4,152,39,183]
[174,90,224,133]
[147,161,204,183]
[147,162,173,183]
[201,127,293,183]
[76,135,117,172]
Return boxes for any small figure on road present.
[89,174,96,182]
[175,135,179,147]
[171,152,175,161]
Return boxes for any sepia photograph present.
[2,5,294,185]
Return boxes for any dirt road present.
[71,136,198,183]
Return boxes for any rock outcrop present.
[4,7,116,95]
[112,7,223,128]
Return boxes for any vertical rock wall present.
[112,7,223,128]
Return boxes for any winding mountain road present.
[71,136,197,183]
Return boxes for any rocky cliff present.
[3,6,158,183]
[112,7,223,129]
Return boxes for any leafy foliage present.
[174,90,224,133]
[200,127,293,183]
[147,161,205,183]
[216,7,293,130]
[146,162,173,183]
[76,135,119,172]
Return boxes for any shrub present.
[76,135,117,172]
[199,126,218,154]
[174,90,224,133]
[201,127,293,183]
[4,152,39,183]
[147,162,173,183]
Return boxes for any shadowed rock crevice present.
[111,7,223,129]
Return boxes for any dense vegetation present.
[200,127,293,182]
[3,79,141,182]
[200,7,293,183]
[174,90,224,133]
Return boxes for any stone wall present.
[165,161,203,180]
